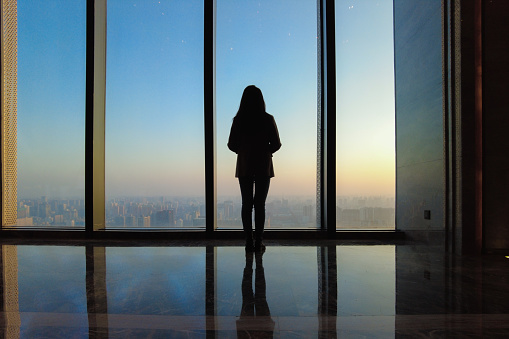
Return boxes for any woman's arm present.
[268,115,282,154]
[227,118,240,153]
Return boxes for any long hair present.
[235,85,266,120]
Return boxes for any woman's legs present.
[253,177,270,247]
[239,177,255,248]
[239,176,270,251]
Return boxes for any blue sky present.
[16,0,394,200]
[105,0,205,197]
[336,0,395,196]
[216,0,318,198]
[17,0,86,199]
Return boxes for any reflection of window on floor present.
[1,244,395,333]
[337,246,395,316]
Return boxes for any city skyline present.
[15,194,395,229]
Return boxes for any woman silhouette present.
[228,86,281,252]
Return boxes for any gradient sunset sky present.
[16,0,394,200]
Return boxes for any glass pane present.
[11,0,86,227]
[335,0,395,229]
[105,0,205,229]
[217,0,318,229]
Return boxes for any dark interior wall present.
[482,0,509,251]
[455,0,478,255]
[394,0,444,238]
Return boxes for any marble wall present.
[394,0,509,252]
[394,1,444,237]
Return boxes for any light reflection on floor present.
[1,242,509,337]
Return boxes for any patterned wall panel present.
[1,0,18,226]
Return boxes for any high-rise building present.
[125,215,136,227]
[16,217,32,226]
[17,206,29,218]
[114,216,125,227]
[1,0,17,226]
[54,215,64,224]
[38,203,51,219]
[193,217,206,227]
[224,201,233,219]
[153,210,174,227]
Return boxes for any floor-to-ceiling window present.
[335,0,395,230]
[1,0,399,233]
[14,0,86,228]
[105,0,205,229]
[216,0,318,229]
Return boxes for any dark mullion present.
[85,0,95,234]
[204,0,217,235]
[85,0,106,232]
[323,0,336,235]
[317,0,324,230]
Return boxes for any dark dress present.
[227,112,281,178]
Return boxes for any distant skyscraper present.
[193,217,206,227]
[125,215,136,227]
[303,205,313,217]
[224,200,233,219]
[16,217,32,226]
[1,0,18,226]
[153,210,174,227]
[38,202,51,219]
[54,215,64,224]
[17,206,28,218]
[114,216,125,227]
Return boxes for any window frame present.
[0,0,341,235]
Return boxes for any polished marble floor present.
[0,240,508,338]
